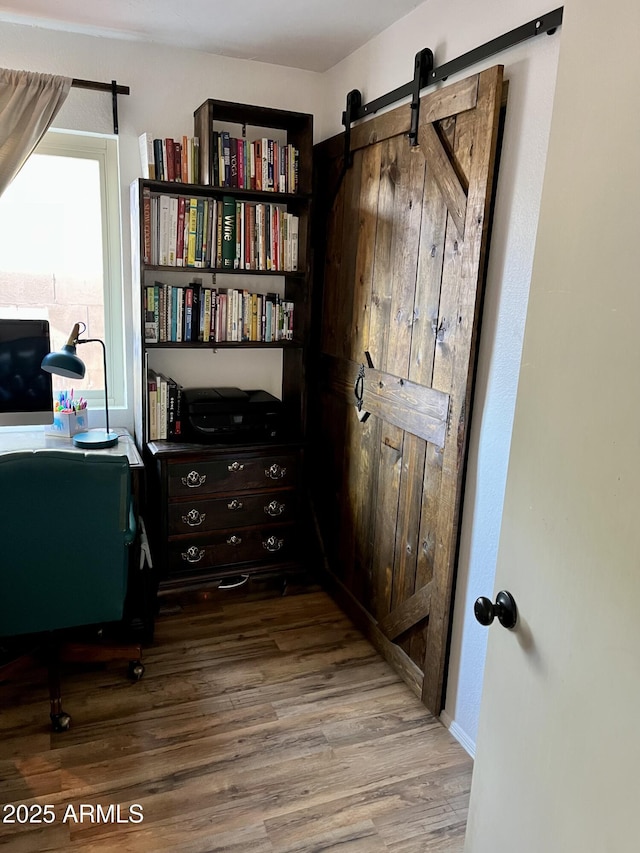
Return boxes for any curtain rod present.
[70,78,130,134]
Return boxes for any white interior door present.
[465,1,640,850]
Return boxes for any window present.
[0,130,125,411]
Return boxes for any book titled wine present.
[221,196,236,269]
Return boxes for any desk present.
[0,426,143,468]
[0,427,154,641]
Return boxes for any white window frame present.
[34,129,126,410]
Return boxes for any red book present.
[165,139,175,181]
[237,139,245,189]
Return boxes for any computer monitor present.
[0,318,53,426]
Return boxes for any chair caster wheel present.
[128,660,145,681]
[51,711,71,732]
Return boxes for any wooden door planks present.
[312,66,505,716]
[0,591,472,852]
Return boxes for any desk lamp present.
[41,322,118,448]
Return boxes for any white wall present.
[0,0,561,752]
[319,0,560,752]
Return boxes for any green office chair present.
[0,449,144,731]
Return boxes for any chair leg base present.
[50,710,71,732]
[128,660,145,681]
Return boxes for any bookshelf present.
[130,99,313,592]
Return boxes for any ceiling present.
[0,0,425,73]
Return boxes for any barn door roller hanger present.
[342,6,563,167]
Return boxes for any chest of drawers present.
[146,441,305,591]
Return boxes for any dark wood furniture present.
[146,439,304,591]
[130,100,313,594]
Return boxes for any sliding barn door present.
[310,66,504,714]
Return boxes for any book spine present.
[144,285,158,343]
[194,199,204,267]
[222,132,231,186]
[184,286,194,341]
[170,286,178,341]
[158,195,170,266]
[168,197,178,266]
[290,215,299,272]
[147,369,158,440]
[166,378,183,439]
[202,287,211,343]
[187,199,198,267]
[237,138,245,189]
[153,138,164,181]
[175,287,183,342]
[142,188,151,265]
[211,131,220,186]
[192,280,201,341]
[221,196,236,269]
[230,137,238,188]
[139,132,155,180]
[176,197,185,266]
[235,202,242,270]
[166,139,175,181]
[157,373,168,439]
[192,137,200,184]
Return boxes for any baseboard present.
[439,710,476,759]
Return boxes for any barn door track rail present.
[342,6,563,165]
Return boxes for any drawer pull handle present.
[227,499,244,511]
[181,546,205,563]
[182,509,206,527]
[182,470,206,488]
[263,535,284,552]
[226,535,242,546]
[228,461,245,473]
[265,500,285,517]
[265,463,287,480]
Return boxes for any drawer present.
[168,490,297,534]
[167,452,298,497]
[167,525,298,574]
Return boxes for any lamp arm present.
[66,322,82,348]
[78,337,110,435]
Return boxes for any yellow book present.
[187,198,198,267]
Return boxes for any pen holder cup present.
[45,410,89,437]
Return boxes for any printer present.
[181,387,283,443]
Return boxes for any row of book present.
[138,133,200,184]
[208,131,299,194]
[147,369,182,441]
[145,281,295,344]
[143,191,299,272]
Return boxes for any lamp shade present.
[41,344,85,380]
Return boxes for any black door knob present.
[474,590,518,630]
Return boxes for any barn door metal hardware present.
[342,6,563,157]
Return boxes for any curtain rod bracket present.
[70,78,130,134]
[111,80,119,135]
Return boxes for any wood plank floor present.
[0,587,472,852]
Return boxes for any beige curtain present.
[0,68,71,196]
